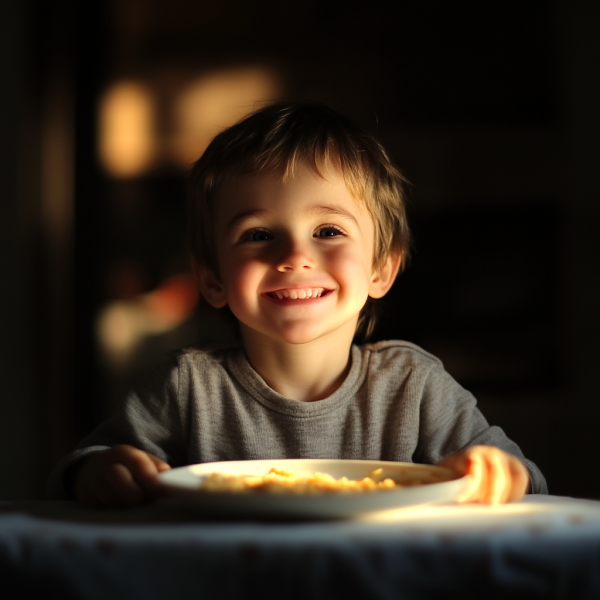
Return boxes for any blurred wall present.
[0,0,40,499]
[552,0,600,497]
[1,0,599,500]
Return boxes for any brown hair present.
[187,102,410,340]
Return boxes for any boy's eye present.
[315,226,344,238]
[245,229,273,242]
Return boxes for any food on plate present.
[198,467,426,494]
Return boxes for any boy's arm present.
[414,361,548,496]
[48,355,188,501]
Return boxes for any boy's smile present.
[199,163,391,348]
[264,287,328,300]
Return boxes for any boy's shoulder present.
[159,340,443,385]
[357,340,443,369]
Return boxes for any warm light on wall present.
[97,67,280,177]
[98,81,156,178]
[171,67,280,167]
[97,273,199,368]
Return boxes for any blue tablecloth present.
[2,496,600,599]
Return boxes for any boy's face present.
[200,163,390,347]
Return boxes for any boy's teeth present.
[272,288,324,300]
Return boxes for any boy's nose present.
[275,238,314,272]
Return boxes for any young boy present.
[49,103,547,507]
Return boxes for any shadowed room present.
[1,0,599,504]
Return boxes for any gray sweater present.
[48,340,547,498]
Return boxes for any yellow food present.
[199,467,419,494]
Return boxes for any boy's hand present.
[72,445,171,508]
[438,445,530,505]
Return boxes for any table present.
[2,495,600,599]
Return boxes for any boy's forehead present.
[213,164,366,223]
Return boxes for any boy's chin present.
[241,320,358,347]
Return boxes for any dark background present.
[1,0,599,499]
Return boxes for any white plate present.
[157,459,469,519]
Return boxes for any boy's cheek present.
[221,268,258,305]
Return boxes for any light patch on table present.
[359,497,600,526]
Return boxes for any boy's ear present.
[368,252,403,299]
[191,259,228,308]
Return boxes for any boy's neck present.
[240,324,356,402]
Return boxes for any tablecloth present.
[1,495,600,599]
